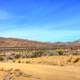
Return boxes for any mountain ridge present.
[0,37,80,48]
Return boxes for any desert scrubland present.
[0,56,80,80]
[0,38,80,80]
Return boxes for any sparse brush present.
[0,68,4,71]
[59,63,64,66]
[0,56,4,61]
[67,55,73,63]
[14,69,21,72]
[18,60,21,63]
[12,60,16,63]
[26,61,30,63]
[72,57,80,63]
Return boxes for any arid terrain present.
[0,0,80,79]
[0,37,80,48]
[0,38,80,80]
[0,56,80,80]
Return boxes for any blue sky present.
[0,0,80,42]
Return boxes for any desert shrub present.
[57,49,64,55]
[15,54,21,59]
[18,60,21,63]
[72,52,78,55]
[26,61,30,63]
[32,50,44,57]
[8,56,14,60]
[12,60,16,63]
[14,69,21,72]
[72,57,80,63]
[0,68,4,71]
[44,51,59,56]
[67,56,72,63]
[0,56,4,61]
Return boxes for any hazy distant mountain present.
[0,37,80,48]
[0,37,53,47]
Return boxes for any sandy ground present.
[0,62,80,80]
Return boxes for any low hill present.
[0,37,80,49]
[0,37,53,47]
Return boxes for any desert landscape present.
[0,56,80,80]
[0,0,80,80]
[0,38,80,80]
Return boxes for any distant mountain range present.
[0,37,80,48]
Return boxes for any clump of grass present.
[72,57,80,63]
[26,61,30,63]
[18,60,21,63]
[12,60,16,63]
[0,68,4,71]
[14,69,32,78]
[67,55,73,63]
[0,56,4,61]
[4,68,13,73]
[15,68,20,70]
[15,70,23,77]
[59,63,64,66]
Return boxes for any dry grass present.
[0,61,80,80]
[14,55,80,66]
[0,56,80,80]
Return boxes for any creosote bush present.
[18,60,21,63]
[56,49,64,55]
[0,56,4,61]
[32,50,44,57]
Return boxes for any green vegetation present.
[0,49,80,61]
[56,49,64,55]
[32,50,44,57]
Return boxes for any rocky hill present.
[0,37,53,47]
[0,37,80,49]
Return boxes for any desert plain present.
[0,56,80,80]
